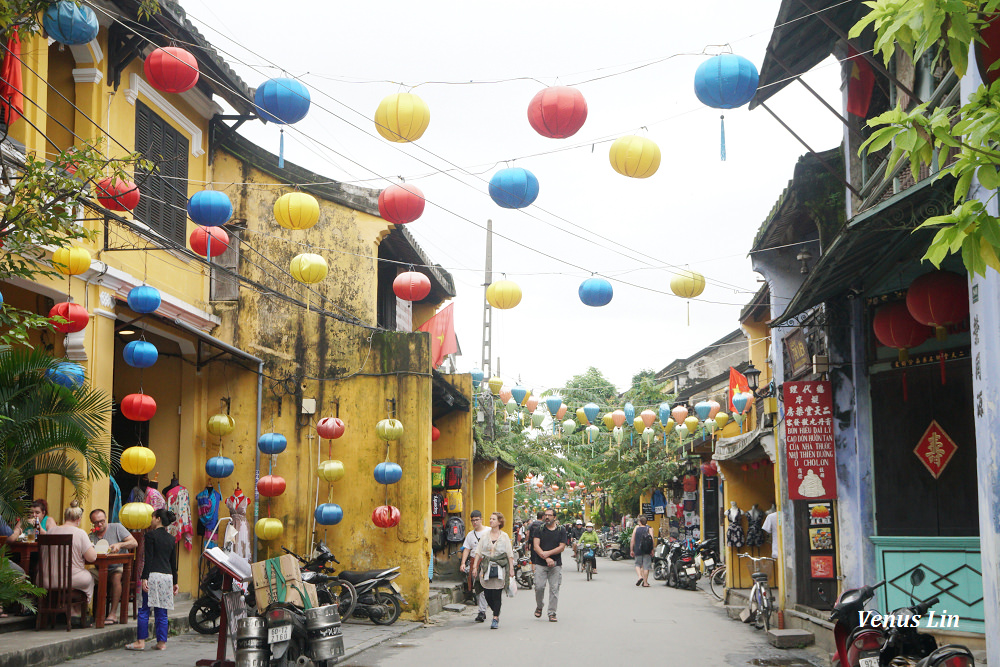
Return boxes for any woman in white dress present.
[472,512,515,629]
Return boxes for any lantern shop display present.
[315,503,343,526]
[488,167,539,209]
[126,285,161,314]
[144,47,200,94]
[694,54,759,110]
[671,270,706,299]
[255,78,311,125]
[374,462,403,485]
[120,445,157,475]
[486,280,522,309]
[257,475,286,497]
[375,419,404,441]
[207,414,235,437]
[374,93,430,143]
[255,517,283,541]
[378,184,425,225]
[578,277,613,307]
[119,502,153,530]
[96,177,140,212]
[527,86,588,139]
[43,1,99,46]
[123,340,158,368]
[206,456,235,478]
[187,190,232,227]
[316,417,345,439]
[190,226,229,257]
[318,460,345,483]
[905,270,969,340]
[52,246,91,276]
[46,362,85,388]
[872,301,931,362]
[258,432,288,455]
[120,393,157,421]
[290,253,328,284]
[372,505,401,528]
[274,192,320,230]
[49,302,88,333]
[609,136,660,178]
[392,271,431,302]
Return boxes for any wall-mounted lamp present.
[812,355,830,375]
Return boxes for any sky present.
[179,0,845,393]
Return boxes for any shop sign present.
[783,380,837,500]
[810,555,835,578]
[913,420,957,479]
[784,329,811,377]
[641,502,654,521]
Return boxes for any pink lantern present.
[640,409,656,428]
[568,481,576,488]
[525,396,539,412]
[317,417,345,439]
[378,184,425,225]
[527,86,588,139]
[392,272,431,302]
[556,404,567,419]
[671,405,688,423]
[611,410,626,427]
[499,387,513,404]
[707,400,721,419]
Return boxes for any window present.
[134,101,189,246]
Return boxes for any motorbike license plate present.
[268,625,291,644]
[704,559,714,569]
[685,567,697,577]
[859,657,878,667]
[389,581,402,594]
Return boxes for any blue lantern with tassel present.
[126,285,161,314]
[255,78,311,168]
[46,362,86,388]
[123,340,158,368]
[187,191,233,227]
[470,368,484,390]
[43,1,99,46]
[488,168,539,209]
[258,432,287,455]
[693,54,759,161]
[578,277,613,307]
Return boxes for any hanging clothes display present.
[226,487,251,560]
[651,488,666,514]
[196,486,222,537]
[109,477,123,524]
[165,484,195,551]
[746,505,766,547]
[725,504,745,548]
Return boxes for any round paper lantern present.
[126,285,161,314]
[318,460,346,483]
[290,253,328,284]
[274,192,320,230]
[671,404,689,424]
[255,78,311,125]
[511,386,528,405]
[375,419,404,441]
[46,362,85,388]
[316,417,345,439]
[525,395,539,413]
[488,168,539,209]
[257,475,286,497]
[207,414,235,437]
[119,503,153,530]
[551,484,559,492]
[374,461,403,485]
[255,517,284,541]
[392,272,431,302]
[905,270,969,340]
[258,432,287,455]
[121,445,156,475]
[694,54,759,109]
[684,416,700,433]
[486,280,522,309]
[123,340,158,368]
[609,136,660,178]
[431,426,441,441]
[43,1,99,45]
[120,393,156,421]
[640,410,657,428]
[527,86,588,139]
[487,376,503,395]
[206,456,235,478]
[144,47,200,94]
[545,397,562,415]
[579,277,613,307]
[96,177,140,212]
[187,190,232,227]
[52,246,91,276]
[671,270,706,299]
[372,504,401,528]
[374,93,430,143]
[378,184,425,224]
[702,462,719,477]
[315,503,344,526]
[470,368,484,390]
[190,226,229,257]
[872,302,931,362]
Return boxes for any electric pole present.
[481,219,493,379]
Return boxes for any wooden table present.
[93,553,134,629]
[6,541,39,583]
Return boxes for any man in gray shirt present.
[89,509,138,623]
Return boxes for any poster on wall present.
[810,555,835,578]
[783,381,837,500]
[809,527,833,550]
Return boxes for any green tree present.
[558,367,619,407]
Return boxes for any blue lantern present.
[0,289,4,307]
[187,191,233,227]
[624,402,635,422]
[127,285,161,314]
[733,393,750,414]
[315,503,343,526]
[46,362,85,389]
[658,402,671,425]
[545,396,562,414]
[578,277,613,307]
[255,78,311,125]
[43,1,99,46]
[693,54,759,110]
[511,386,528,405]
[694,401,712,421]
[374,462,403,485]
[583,403,600,424]
[123,340,158,368]
[206,456,235,478]
[488,168,539,209]
[257,432,288,455]
[470,368,484,390]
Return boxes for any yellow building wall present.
[495,467,514,539]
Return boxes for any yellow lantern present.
[633,416,645,434]
[715,413,730,430]
[120,502,153,530]
[290,253,328,284]
[120,445,157,475]
[609,135,661,179]
[670,269,706,299]
[318,459,345,483]
[576,407,589,425]
[207,414,235,437]
[684,416,700,433]
[664,418,675,433]
[486,280,522,309]
[375,418,404,441]
[602,413,614,430]
[255,517,283,541]
[487,376,503,395]
[52,246,92,276]
[374,93,430,143]
[274,192,320,230]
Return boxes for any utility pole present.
[481,218,493,380]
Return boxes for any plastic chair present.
[36,534,90,631]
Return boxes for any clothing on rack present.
[226,488,251,560]
[163,475,179,495]
[165,485,194,551]
[109,477,123,524]
[651,489,667,514]
[725,508,745,548]
[195,487,222,537]
[746,506,766,547]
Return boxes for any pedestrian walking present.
[532,509,566,622]
[631,515,653,587]
[459,510,490,622]
[472,512,514,629]
[125,509,177,652]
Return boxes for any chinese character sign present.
[783,380,837,500]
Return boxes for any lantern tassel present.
[279,128,285,169]
[720,115,727,162]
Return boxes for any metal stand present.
[196,573,235,667]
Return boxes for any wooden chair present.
[36,534,90,631]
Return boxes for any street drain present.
[750,659,815,666]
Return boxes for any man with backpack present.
[460,510,490,622]
[630,515,654,587]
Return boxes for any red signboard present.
[783,380,837,500]
[810,555,835,578]
[913,420,957,479]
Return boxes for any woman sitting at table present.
[44,501,97,621]
[7,499,55,542]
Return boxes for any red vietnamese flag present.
[417,303,457,368]
[846,46,875,117]
[728,366,750,412]
[0,33,24,126]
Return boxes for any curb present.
[338,620,426,663]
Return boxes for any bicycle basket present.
[745,557,774,579]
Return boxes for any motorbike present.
[259,600,343,667]
[652,538,670,581]
[189,560,257,635]
[281,544,357,620]
[513,543,534,590]
[695,537,720,575]
[608,531,631,561]
[665,539,699,590]
[830,580,886,667]
[330,559,407,625]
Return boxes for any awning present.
[713,426,776,463]
[432,370,470,420]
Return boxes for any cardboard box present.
[255,579,318,609]
[252,555,312,609]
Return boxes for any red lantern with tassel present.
[905,270,968,341]
[392,271,431,302]
[527,86,588,139]
[372,504,401,528]
[96,177,140,212]
[872,302,931,362]
[316,417,345,439]
[378,184,425,224]
[144,47,200,94]
[49,302,89,333]
[190,226,229,257]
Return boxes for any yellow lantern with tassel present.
[274,192,320,230]
[255,518,283,541]
[120,502,153,530]
[120,446,156,475]
[318,460,345,483]
[207,414,235,437]
[374,93,430,143]
[290,253,328,284]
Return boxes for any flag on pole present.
[0,33,24,126]
[418,303,457,368]
[728,366,749,412]
[846,46,875,118]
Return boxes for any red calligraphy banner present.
[783,380,837,500]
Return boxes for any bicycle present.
[709,564,726,601]
[739,554,776,631]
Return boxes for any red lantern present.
[120,393,157,421]
[316,417,345,439]
[873,302,931,362]
[431,426,440,442]
[701,461,718,477]
[978,13,1000,85]
[905,270,969,341]
[49,302,89,333]
[378,184,425,224]
[96,177,140,212]
[257,475,286,497]
[527,86,588,139]
[190,226,229,257]
[392,271,431,302]
[372,504,400,528]
[144,47,200,94]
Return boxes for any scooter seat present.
[338,569,397,585]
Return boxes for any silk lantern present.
[120,393,156,421]
[609,135,660,178]
[671,405,688,423]
[315,503,343,525]
[46,362,85,388]
[318,460,345,483]
[499,387,513,404]
[290,253,328,284]
[486,280,522,309]
[206,456,235,478]
[488,168,539,209]
[43,1,99,45]
[374,462,403,485]
[642,427,655,445]
[316,417,345,439]
[556,404,568,419]
[694,401,712,421]
[144,47,200,94]
[583,403,600,424]
[52,246,91,275]
[612,426,624,445]
[872,301,931,362]
[378,184,425,224]
[611,410,626,427]
[715,413,730,430]
[487,376,503,395]
[664,418,675,433]
[640,410,656,428]
[274,192,320,230]
[577,407,590,425]
[375,419,404,441]
[694,54,759,109]
[470,368,484,390]
[671,270,706,299]
[531,410,546,428]
[585,424,600,443]
[562,419,577,434]
[255,78,311,124]
[431,426,441,441]
[374,93,430,143]
[624,402,635,422]
[579,277,613,307]
[676,424,689,439]
[255,518,284,541]
[705,419,718,433]
[684,416,700,433]
[393,272,431,301]
[510,386,526,405]
[207,414,235,437]
[49,302,88,333]
[257,475,286,497]
[633,416,645,434]
[505,397,518,415]
[527,86,588,138]
[732,393,750,414]
[96,177,140,212]
[119,503,153,530]
[258,432,288,455]
[525,395,539,413]
[545,396,562,415]
[187,190,232,227]
[123,340,158,368]
[905,270,969,340]
[126,285,161,314]
[708,400,721,419]
[190,226,229,257]
[372,505,401,528]
[120,445,156,475]
[659,402,671,425]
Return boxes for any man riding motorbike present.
[577,522,599,575]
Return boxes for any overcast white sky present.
[181,0,845,393]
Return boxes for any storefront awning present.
[713,426,776,463]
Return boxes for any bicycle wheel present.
[752,587,766,629]
[709,566,726,601]
[762,591,773,632]
[585,560,592,581]
[330,579,357,620]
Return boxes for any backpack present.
[445,464,463,489]
[431,493,445,519]
[431,466,445,490]
[638,526,654,554]
[432,521,446,550]
[446,489,463,513]
[445,515,465,542]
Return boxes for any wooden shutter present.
[134,102,189,246]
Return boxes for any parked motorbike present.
[330,560,407,625]
[695,537,720,575]
[608,531,631,561]
[665,539,699,590]
[255,601,344,667]
[282,544,357,620]
[829,580,886,667]
[514,544,534,590]
[652,538,670,581]
[189,561,257,635]
[877,570,943,666]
